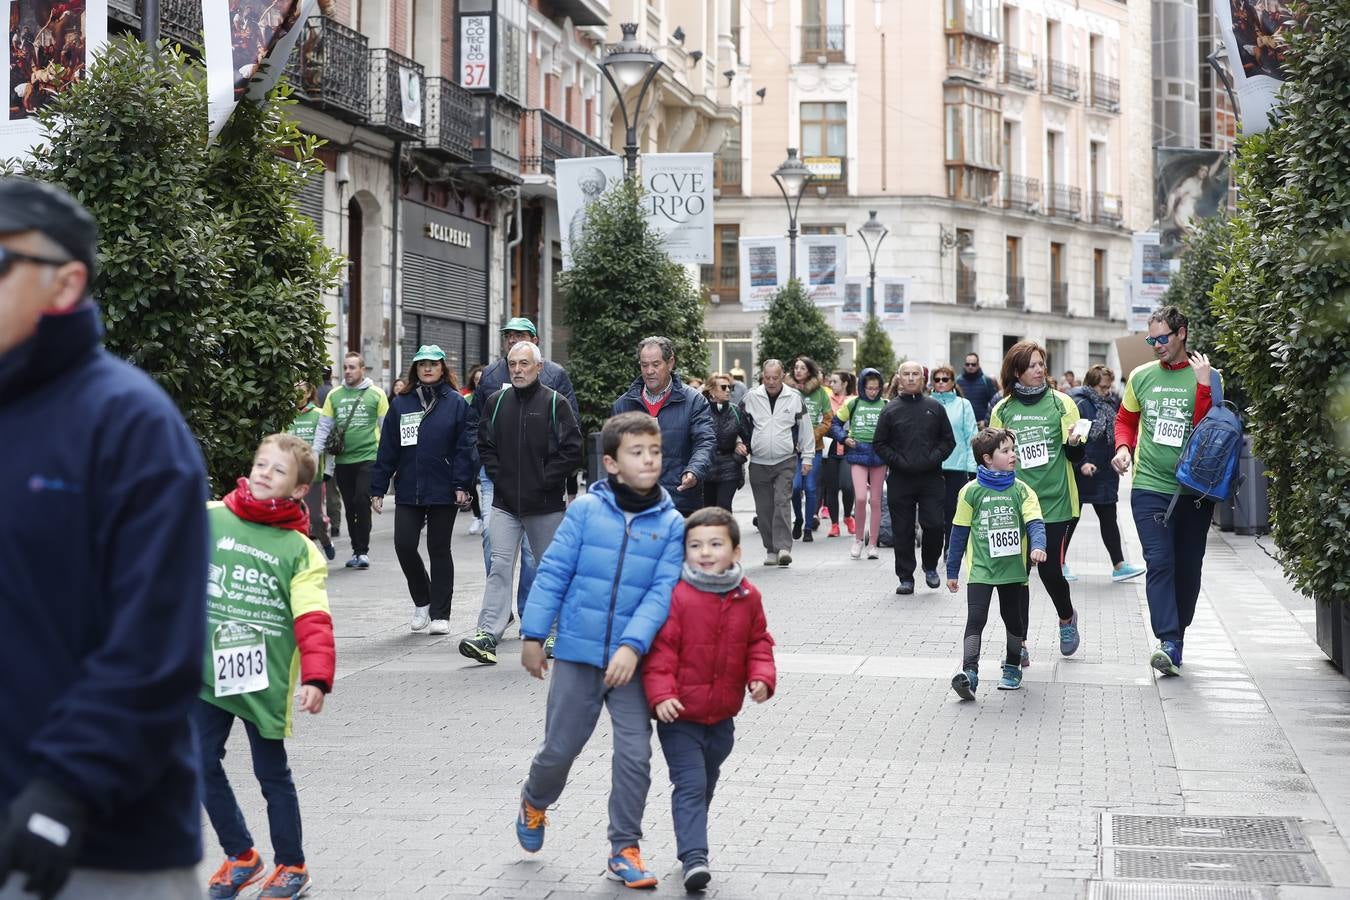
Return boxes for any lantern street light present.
[600,23,664,179]
[771,148,813,281]
[857,210,889,319]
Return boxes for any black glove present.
[0,780,87,900]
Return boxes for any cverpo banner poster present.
[795,234,848,306]
[3,0,109,161]
[1214,0,1295,135]
[1129,232,1171,332]
[641,152,714,265]
[1153,149,1230,259]
[879,276,912,322]
[738,236,788,312]
[556,155,623,270]
[205,0,318,141]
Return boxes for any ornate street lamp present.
[600,23,664,179]
[771,148,813,281]
[857,210,889,319]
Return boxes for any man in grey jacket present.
[738,359,813,567]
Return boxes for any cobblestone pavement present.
[208,484,1350,898]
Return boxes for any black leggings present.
[703,479,738,511]
[393,504,458,620]
[941,470,974,555]
[963,582,1029,669]
[1065,504,1124,566]
[1031,519,1075,621]
[820,455,854,524]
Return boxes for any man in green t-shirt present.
[312,352,390,569]
[1112,306,1217,677]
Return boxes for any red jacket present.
[642,577,777,725]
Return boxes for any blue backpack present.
[1164,372,1244,523]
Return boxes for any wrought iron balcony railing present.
[1045,183,1082,220]
[1001,174,1041,213]
[1047,60,1080,100]
[423,78,475,162]
[1050,281,1070,314]
[108,0,203,49]
[801,25,846,62]
[716,156,742,196]
[474,96,522,181]
[1094,286,1111,319]
[1002,50,1038,90]
[1006,275,1026,308]
[1091,73,1121,113]
[283,17,370,123]
[956,269,977,306]
[368,48,424,140]
[520,109,609,176]
[1092,191,1123,226]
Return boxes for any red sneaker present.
[845,516,857,535]
[828,523,840,538]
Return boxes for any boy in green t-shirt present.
[945,428,1048,698]
[196,434,336,899]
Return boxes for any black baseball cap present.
[0,176,99,276]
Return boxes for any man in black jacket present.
[460,341,582,664]
[873,361,957,595]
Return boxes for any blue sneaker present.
[951,669,978,701]
[682,857,711,891]
[1062,564,1078,582]
[207,850,264,898]
[344,555,360,568]
[516,798,547,853]
[605,846,658,888]
[997,663,1023,690]
[1151,641,1182,676]
[1059,611,1081,656]
[1111,562,1146,583]
[355,554,370,569]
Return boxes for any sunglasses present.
[1144,330,1177,347]
[964,362,978,367]
[712,383,731,391]
[0,246,72,278]
[933,376,952,383]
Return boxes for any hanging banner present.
[1153,149,1230,259]
[836,276,866,328]
[1214,0,1294,136]
[739,236,788,312]
[795,234,848,306]
[398,64,422,127]
[206,0,318,141]
[1129,232,1170,332]
[3,0,109,161]
[557,155,623,270]
[880,276,912,322]
[642,152,714,265]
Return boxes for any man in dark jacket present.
[612,335,715,516]
[0,177,209,899]
[460,341,583,664]
[957,352,999,427]
[873,361,957,594]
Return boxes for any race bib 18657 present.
[1018,440,1049,468]
[212,621,269,698]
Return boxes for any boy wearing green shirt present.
[946,428,1048,697]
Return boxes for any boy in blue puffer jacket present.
[515,411,686,888]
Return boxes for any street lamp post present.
[857,210,889,319]
[771,148,813,281]
[142,0,160,48]
[600,23,663,180]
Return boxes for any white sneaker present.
[777,550,792,567]
[429,619,450,635]
[764,553,779,566]
[468,517,482,535]
[866,545,879,560]
[850,540,864,560]
[411,607,430,631]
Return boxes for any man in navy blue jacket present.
[0,178,209,900]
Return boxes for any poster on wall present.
[1129,232,1171,332]
[557,155,623,270]
[835,276,865,328]
[1214,0,1295,135]
[880,276,912,322]
[398,64,422,127]
[1153,149,1230,259]
[642,152,714,265]
[205,0,318,141]
[3,0,108,161]
[795,234,848,306]
[739,236,788,312]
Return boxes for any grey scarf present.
[681,561,745,594]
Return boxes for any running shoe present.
[1062,564,1078,582]
[410,607,431,632]
[828,523,840,538]
[764,553,779,566]
[321,543,335,561]
[257,864,311,898]
[895,579,914,595]
[951,669,978,701]
[802,529,814,542]
[516,798,547,853]
[458,629,498,665]
[606,846,658,888]
[1151,641,1182,676]
[355,554,370,569]
[207,849,264,898]
[1111,563,1146,583]
[866,545,879,560]
[845,516,856,535]
[543,634,556,658]
[344,555,361,568]
[429,619,450,635]
[924,569,940,589]
[818,505,829,522]
[683,858,711,892]
[997,663,1023,690]
[468,517,483,535]
[777,550,792,567]
[792,519,803,539]
[850,540,864,560]
[1020,644,1031,668]
[1059,611,1081,656]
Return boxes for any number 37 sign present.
[460,15,492,90]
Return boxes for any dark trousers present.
[1131,488,1214,644]
[821,455,854,524]
[702,479,738,511]
[887,471,944,579]
[304,482,328,544]
[962,582,1029,669]
[1065,504,1125,566]
[941,470,974,556]
[333,461,373,555]
[656,718,736,865]
[325,474,342,535]
[394,504,458,620]
[194,700,303,866]
[1031,520,1076,621]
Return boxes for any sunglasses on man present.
[0,246,72,279]
[1144,330,1179,347]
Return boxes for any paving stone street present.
[210,485,1350,899]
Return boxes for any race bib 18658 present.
[212,621,269,698]
[988,527,1021,558]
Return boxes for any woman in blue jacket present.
[371,345,478,634]
[1068,365,1145,582]
[930,364,978,558]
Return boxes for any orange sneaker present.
[258,863,312,898]
[606,845,658,888]
[207,848,263,898]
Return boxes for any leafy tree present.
[19,39,339,493]
[560,178,707,434]
[1162,214,1233,373]
[756,279,839,373]
[1211,1,1350,607]
[854,315,896,377]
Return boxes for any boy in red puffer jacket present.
[642,507,777,893]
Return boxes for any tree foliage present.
[1211,1,1350,605]
[755,279,839,373]
[560,178,707,434]
[1163,214,1233,374]
[18,39,340,494]
[854,315,896,377]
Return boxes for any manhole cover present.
[1103,849,1328,885]
[1087,883,1275,900]
[1103,815,1310,851]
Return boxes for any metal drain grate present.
[1103,849,1328,885]
[1103,815,1311,851]
[1088,882,1275,900]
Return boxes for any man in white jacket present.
[738,359,813,566]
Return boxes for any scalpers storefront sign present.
[641,153,714,265]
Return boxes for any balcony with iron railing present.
[1001,174,1041,213]
[1091,192,1122,227]
[1046,60,1080,100]
[473,96,522,182]
[956,268,977,306]
[715,156,742,196]
[804,156,848,197]
[1002,49,1038,90]
[1094,286,1111,319]
[1006,275,1026,308]
[1090,73,1121,113]
[1045,183,1082,220]
[368,48,424,140]
[1050,281,1069,315]
[520,109,609,176]
[423,78,475,163]
[801,25,846,63]
[108,0,203,48]
[283,17,370,123]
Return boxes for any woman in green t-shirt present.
[989,341,1086,662]
[287,382,335,560]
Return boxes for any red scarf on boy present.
[223,477,311,534]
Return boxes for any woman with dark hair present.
[989,340,1087,664]
[700,373,747,510]
[930,364,978,558]
[462,364,485,399]
[370,345,477,635]
[820,370,857,537]
[1068,365,1145,582]
[790,356,831,541]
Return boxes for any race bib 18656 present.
[212,621,269,698]
[1152,411,1187,447]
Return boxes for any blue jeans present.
[790,451,823,531]
[194,699,303,866]
[1130,488,1214,646]
[656,718,736,864]
[478,467,536,617]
